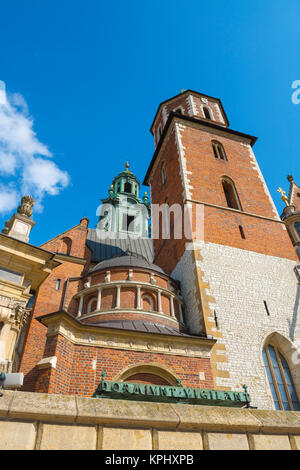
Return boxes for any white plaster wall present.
[197,242,300,410]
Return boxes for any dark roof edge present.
[150,89,230,132]
[143,112,258,186]
[89,259,175,282]
[37,310,216,343]
[0,232,59,260]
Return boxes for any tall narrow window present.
[157,125,162,142]
[263,344,300,411]
[222,178,242,211]
[124,182,132,193]
[123,214,135,232]
[55,279,61,291]
[295,222,300,238]
[203,106,212,120]
[239,225,246,239]
[212,141,227,161]
[161,165,166,185]
[264,301,270,316]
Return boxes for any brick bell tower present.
[144,90,300,410]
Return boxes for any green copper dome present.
[98,162,150,237]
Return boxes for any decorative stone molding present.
[0,296,27,326]
[37,356,58,370]
[42,312,215,359]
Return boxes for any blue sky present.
[0,0,299,245]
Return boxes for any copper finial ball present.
[125,161,130,169]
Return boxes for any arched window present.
[142,294,155,312]
[295,222,300,238]
[203,106,212,120]
[212,141,227,161]
[87,297,98,314]
[124,182,132,193]
[60,237,72,255]
[157,125,162,142]
[0,322,4,336]
[263,344,300,411]
[116,363,179,386]
[174,107,183,115]
[222,177,242,211]
[161,164,166,185]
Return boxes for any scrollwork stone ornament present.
[17,195,35,218]
[291,341,300,365]
[14,304,25,324]
[2,220,10,234]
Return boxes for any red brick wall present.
[35,333,214,396]
[19,219,90,391]
[41,217,89,259]
[82,311,179,329]
[152,92,226,147]
[149,121,297,274]
[151,127,187,274]
[126,373,170,385]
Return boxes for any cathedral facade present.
[2,90,300,412]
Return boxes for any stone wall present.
[197,242,300,409]
[0,390,300,450]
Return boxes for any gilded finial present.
[277,188,289,207]
[125,161,130,171]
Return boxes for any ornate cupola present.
[98,163,150,237]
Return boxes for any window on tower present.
[263,344,300,411]
[222,177,242,211]
[203,106,212,120]
[161,164,166,185]
[157,125,162,142]
[124,182,132,194]
[174,107,183,115]
[212,141,227,161]
[295,222,300,238]
[123,214,135,232]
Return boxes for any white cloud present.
[0,185,19,214]
[0,84,70,214]
[22,158,69,212]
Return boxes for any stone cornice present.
[79,308,181,326]
[54,253,87,265]
[38,311,215,358]
[186,198,285,224]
